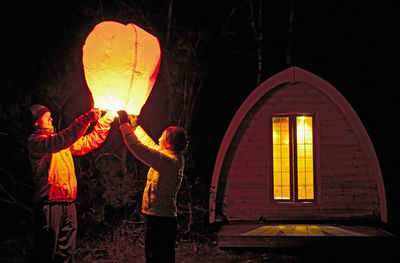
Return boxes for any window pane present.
[272,117,291,200]
[282,145,290,158]
[306,159,314,172]
[282,186,291,200]
[274,186,282,199]
[305,117,313,130]
[298,186,305,200]
[306,186,314,199]
[273,145,281,158]
[274,174,282,184]
[273,159,282,171]
[273,134,281,145]
[305,131,313,144]
[282,172,290,186]
[305,145,313,158]
[297,160,305,172]
[296,116,314,200]
[298,172,306,186]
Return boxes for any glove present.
[117,110,129,125]
[82,108,101,124]
[129,115,139,128]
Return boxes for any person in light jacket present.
[117,110,188,263]
[28,104,114,262]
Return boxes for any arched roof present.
[209,66,386,223]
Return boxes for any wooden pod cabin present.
[210,67,387,226]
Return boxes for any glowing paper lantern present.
[83,21,161,115]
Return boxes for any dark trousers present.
[31,203,77,263]
[145,215,177,263]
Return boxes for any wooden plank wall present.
[222,82,380,221]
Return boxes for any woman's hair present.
[165,126,188,154]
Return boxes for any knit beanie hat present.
[29,104,50,123]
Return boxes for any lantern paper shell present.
[82,21,161,115]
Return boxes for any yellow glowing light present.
[109,110,119,118]
[272,117,291,200]
[272,115,315,201]
[296,116,314,200]
[82,21,161,115]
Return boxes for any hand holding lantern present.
[117,110,129,125]
[82,108,101,124]
[129,115,139,128]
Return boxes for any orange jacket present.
[28,114,112,203]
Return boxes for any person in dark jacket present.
[117,111,188,263]
[28,104,114,262]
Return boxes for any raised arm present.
[70,111,114,155]
[133,126,159,150]
[29,109,99,153]
[119,123,176,172]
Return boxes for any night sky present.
[1,0,399,238]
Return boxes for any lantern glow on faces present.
[83,21,161,115]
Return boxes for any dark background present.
[1,0,399,260]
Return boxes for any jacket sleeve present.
[69,114,113,155]
[29,115,91,153]
[119,123,176,172]
[133,126,159,150]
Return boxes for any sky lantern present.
[82,21,161,115]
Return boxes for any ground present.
[75,237,399,263]
[0,229,398,262]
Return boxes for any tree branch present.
[250,0,263,85]
[0,182,33,214]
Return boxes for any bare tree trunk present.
[166,0,174,49]
[250,0,263,86]
[286,0,295,66]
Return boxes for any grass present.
[1,219,398,263]
[75,231,399,263]
[76,238,301,263]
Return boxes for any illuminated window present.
[272,117,291,200]
[272,115,315,201]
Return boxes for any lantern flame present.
[82,21,161,115]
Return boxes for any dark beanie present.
[29,104,50,123]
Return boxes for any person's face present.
[158,130,171,150]
[36,112,53,129]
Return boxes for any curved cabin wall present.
[210,67,386,223]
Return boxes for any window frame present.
[270,113,317,203]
